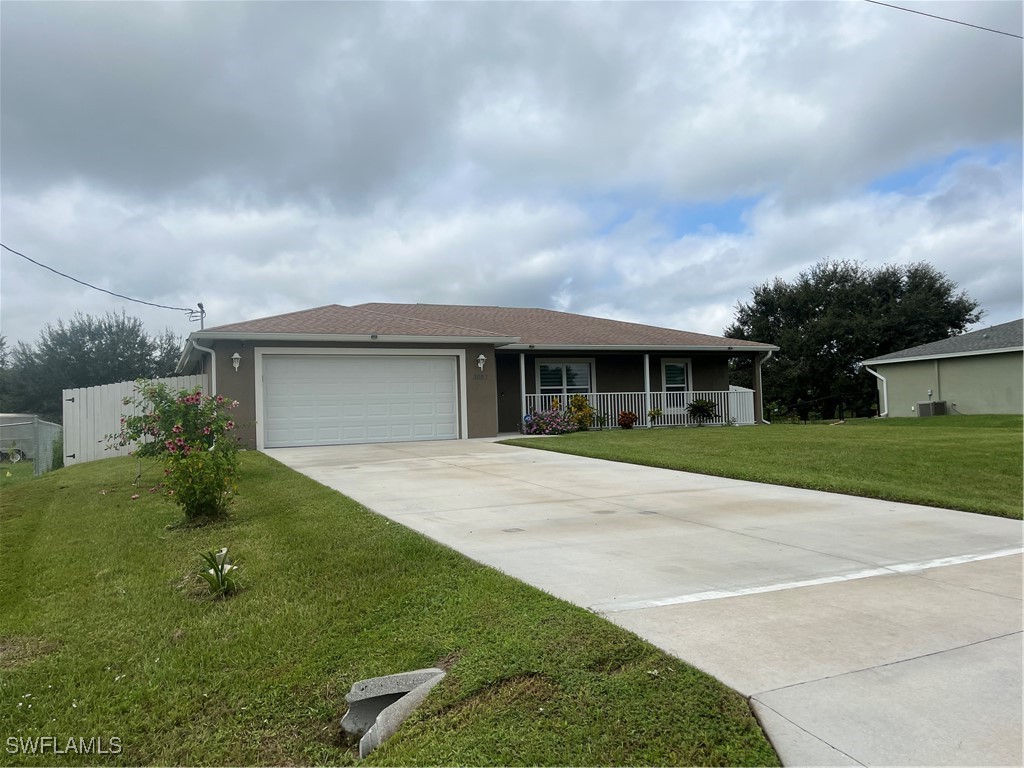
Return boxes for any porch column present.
[519,353,527,419]
[752,352,765,424]
[643,353,651,427]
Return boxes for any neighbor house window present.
[537,360,594,396]
[662,359,692,392]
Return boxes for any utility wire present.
[862,0,1023,40]
[1,242,197,313]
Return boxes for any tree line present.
[0,259,982,425]
[725,260,981,420]
[0,312,181,424]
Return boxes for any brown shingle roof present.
[198,302,775,349]
[354,303,771,348]
[202,304,512,339]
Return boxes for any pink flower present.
[165,440,176,451]
[216,395,224,404]
[203,426,211,435]
[172,424,183,434]
[175,437,185,446]
[230,400,239,408]
[225,421,235,430]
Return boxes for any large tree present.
[725,260,982,420]
[2,312,182,423]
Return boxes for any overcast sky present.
[2,1,1021,347]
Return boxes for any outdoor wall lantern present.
[231,352,241,372]
[477,354,487,371]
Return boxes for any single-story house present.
[175,303,778,449]
[861,318,1023,417]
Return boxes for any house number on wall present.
[472,373,488,381]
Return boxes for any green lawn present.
[0,454,777,766]
[0,461,36,491]
[502,415,1023,519]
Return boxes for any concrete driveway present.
[265,439,1023,766]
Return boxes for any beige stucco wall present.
[874,351,1023,416]
[193,340,499,447]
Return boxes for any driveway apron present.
[265,439,1023,767]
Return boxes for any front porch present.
[525,389,756,428]
[495,349,768,433]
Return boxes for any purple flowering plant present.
[520,407,580,435]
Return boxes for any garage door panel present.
[263,355,459,447]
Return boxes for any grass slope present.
[0,462,36,491]
[502,415,1023,519]
[0,454,777,766]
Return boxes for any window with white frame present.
[661,359,692,392]
[537,359,593,396]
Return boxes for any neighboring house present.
[861,319,1023,417]
[175,303,778,449]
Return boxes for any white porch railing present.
[524,390,755,427]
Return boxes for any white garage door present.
[262,355,459,448]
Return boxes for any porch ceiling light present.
[231,352,241,372]
[477,354,487,371]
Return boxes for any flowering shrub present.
[111,382,240,521]
[617,410,638,429]
[567,394,595,431]
[520,408,580,435]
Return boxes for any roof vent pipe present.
[191,340,217,395]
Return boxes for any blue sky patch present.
[869,144,1020,195]
[591,195,760,239]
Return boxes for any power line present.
[862,0,1024,40]
[1,242,200,315]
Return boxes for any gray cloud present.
[1,1,1020,347]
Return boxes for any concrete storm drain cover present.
[340,667,446,758]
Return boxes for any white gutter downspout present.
[519,353,527,422]
[758,350,773,424]
[191,340,217,395]
[643,353,651,428]
[865,365,888,418]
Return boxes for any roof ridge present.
[203,303,514,337]
[357,302,751,345]
[204,303,345,332]
[350,304,510,337]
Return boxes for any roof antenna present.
[189,302,206,330]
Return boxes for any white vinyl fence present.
[525,389,756,428]
[62,375,209,466]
